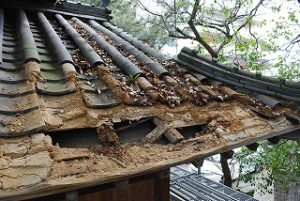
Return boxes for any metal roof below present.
[171,166,257,201]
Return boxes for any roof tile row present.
[177,48,300,102]
[0,6,299,137]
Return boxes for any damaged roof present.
[176,47,300,103]
[0,1,300,200]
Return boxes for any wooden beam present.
[143,118,204,143]
[164,129,184,143]
[142,119,169,143]
[152,118,184,143]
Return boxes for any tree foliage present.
[137,0,264,58]
[235,140,300,193]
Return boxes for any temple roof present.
[0,1,299,200]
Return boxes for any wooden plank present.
[164,129,184,143]
[142,120,169,143]
[143,118,205,143]
[152,118,184,143]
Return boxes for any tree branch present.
[235,0,264,33]
[216,0,264,55]
[194,21,229,36]
[171,27,197,40]
[188,0,218,58]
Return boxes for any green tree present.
[134,0,300,80]
[79,0,300,80]
[235,140,300,193]
[136,0,264,58]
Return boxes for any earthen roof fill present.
[0,2,300,200]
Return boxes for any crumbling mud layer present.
[0,98,297,200]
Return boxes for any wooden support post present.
[220,151,234,188]
[154,169,170,201]
[221,150,234,159]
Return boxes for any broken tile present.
[82,90,120,108]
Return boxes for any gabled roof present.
[0,1,300,200]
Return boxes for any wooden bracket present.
[246,143,259,151]
[153,118,184,143]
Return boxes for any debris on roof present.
[0,2,299,200]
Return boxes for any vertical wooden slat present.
[154,169,170,201]
[76,170,170,201]
[129,178,155,201]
